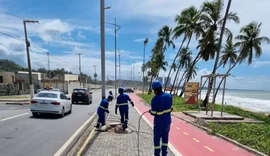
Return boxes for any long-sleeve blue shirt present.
[116,93,134,111]
[150,92,172,125]
[97,99,110,113]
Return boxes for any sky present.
[0,0,270,90]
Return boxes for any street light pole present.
[142,38,149,95]
[93,65,97,91]
[76,53,83,87]
[23,19,39,99]
[47,52,51,87]
[100,0,107,99]
[104,19,121,96]
[118,51,122,87]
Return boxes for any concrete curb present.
[0,100,29,102]
[54,113,97,156]
[171,114,268,156]
[6,102,30,106]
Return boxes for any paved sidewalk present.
[83,100,174,156]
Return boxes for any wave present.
[167,90,270,113]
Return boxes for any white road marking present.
[0,113,29,121]
[54,112,97,156]
[204,146,214,152]
[9,107,16,110]
[183,132,189,135]
[192,138,200,143]
[176,127,180,130]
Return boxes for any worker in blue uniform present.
[95,95,114,129]
[149,81,173,156]
[109,91,114,99]
[115,88,134,130]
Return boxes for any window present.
[0,76,3,83]
[36,93,58,98]
[60,93,67,100]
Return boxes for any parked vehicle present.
[30,90,72,117]
[123,88,134,93]
[72,88,92,104]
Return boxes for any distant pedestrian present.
[95,95,114,129]
[149,81,173,156]
[115,87,134,130]
[109,91,114,99]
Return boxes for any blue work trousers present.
[97,111,106,126]
[119,107,129,128]
[153,123,171,156]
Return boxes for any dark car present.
[123,88,134,93]
[72,88,92,104]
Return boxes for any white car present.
[30,91,72,117]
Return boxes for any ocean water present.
[172,89,270,113]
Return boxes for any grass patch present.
[208,123,270,155]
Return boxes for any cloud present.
[77,31,86,39]
[252,61,270,68]
[38,19,73,42]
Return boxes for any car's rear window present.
[36,93,58,98]
[73,89,86,93]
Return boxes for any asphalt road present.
[0,90,104,156]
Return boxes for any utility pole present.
[47,52,51,87]
[118,51,122,87]
[93,65,97,91]
[23,19,39,99]
[100,0,106,99]
[142,38,149,95]
[76,53,83,86]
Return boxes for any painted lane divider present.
[204,146,214,152]
[0,113,29,121]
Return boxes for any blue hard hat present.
[118,88,124,92]
[152,81,162,90]
[108,95,114,99]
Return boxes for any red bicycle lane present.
[130,94,254,156]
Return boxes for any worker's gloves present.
[148,109,151,113]
[132,104,134,107]
[171,108,173,111]
[115,109,117,115]
[106,110,110,114]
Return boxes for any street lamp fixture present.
[142,38,149,95]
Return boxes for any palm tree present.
[147,39,168,94]
[158,25,175,52]
[212,21,270,103]
[219,39,238,68]
[212,39,238,103]
[170,48,192,94]
[200,0,239,106]
[185,63,198,81]
[164,6,204,91]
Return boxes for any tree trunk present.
[148,75,154,94]
[173,70,182,95]
[212,60,238,103]
[203,0,232,107]
[170,65,181,94]
[175,72,186,95]
[164,35,187,92]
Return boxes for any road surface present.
[0,91,103,156]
